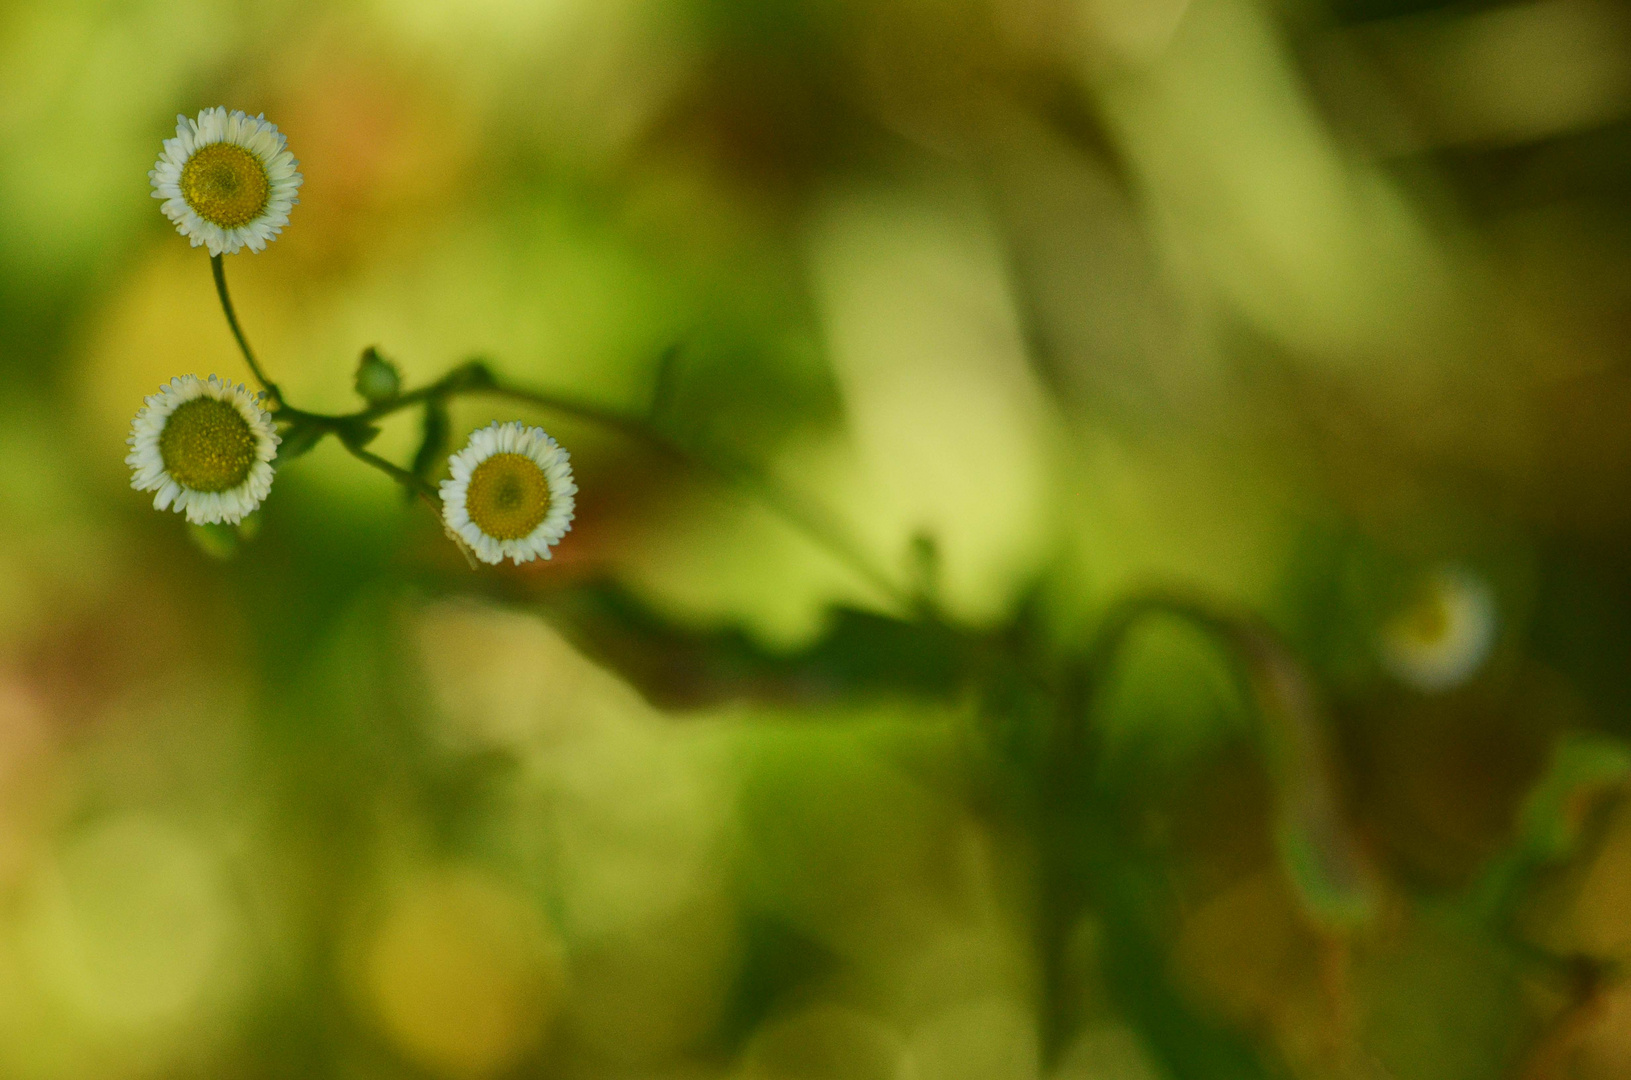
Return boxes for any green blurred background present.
[4,0,1631,1077]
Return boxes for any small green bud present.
[354,346,401,404]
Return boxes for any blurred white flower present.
[150,107,301,256]
[126,374,279,525]
[1380,566,1497,692]
[440,421,576,565]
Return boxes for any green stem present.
[203,251,905,600]
[483,382,911,610]
[283,365,910,607]
[210,254,283,410]
[337,436,440,504]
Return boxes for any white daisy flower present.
[127,375,281,525]
[1379,566,1497,692]
[440,422,576,565]
[150,107,302,256]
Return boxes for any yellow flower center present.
[1395,587,1452,648]
[179,143,271,228]
[465,454,552,540]
[160,397,258,492]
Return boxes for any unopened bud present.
[355,346,401,404]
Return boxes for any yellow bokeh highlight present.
[804,181,1057,626]
[742,1005,909,1080]
[21,814,233,1033]
[362,868,565,1079]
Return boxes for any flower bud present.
[355,347,402,404]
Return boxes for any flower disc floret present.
[128,375,281,525]
[159,397,259,491]
[465,454,555,539]
[180,143,271,229]
[151,107,301,255]
[1379,567,1497,692]
[440,422,576,565]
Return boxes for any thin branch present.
[337,436,441,505]
[481,381,912,610]
[340,436,433,499]
[299,365,910,609]
[210,254,283,409]
[204,263,908,605]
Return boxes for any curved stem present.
[1035,590,1374,1064]
[483,382,912,610]
[286,367,909,606]
[338,439,440,503]
[202,254,904,599]
[260,358,909,605]
[210,254,283,409]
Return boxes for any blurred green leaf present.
[1472,731,1631,922]
[532,581,977,709]
[412,400,452,487]
[275,419,328,462]
[1515,732,1631,862]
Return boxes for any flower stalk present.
[204,245,909,597]
[210,253,283,411]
